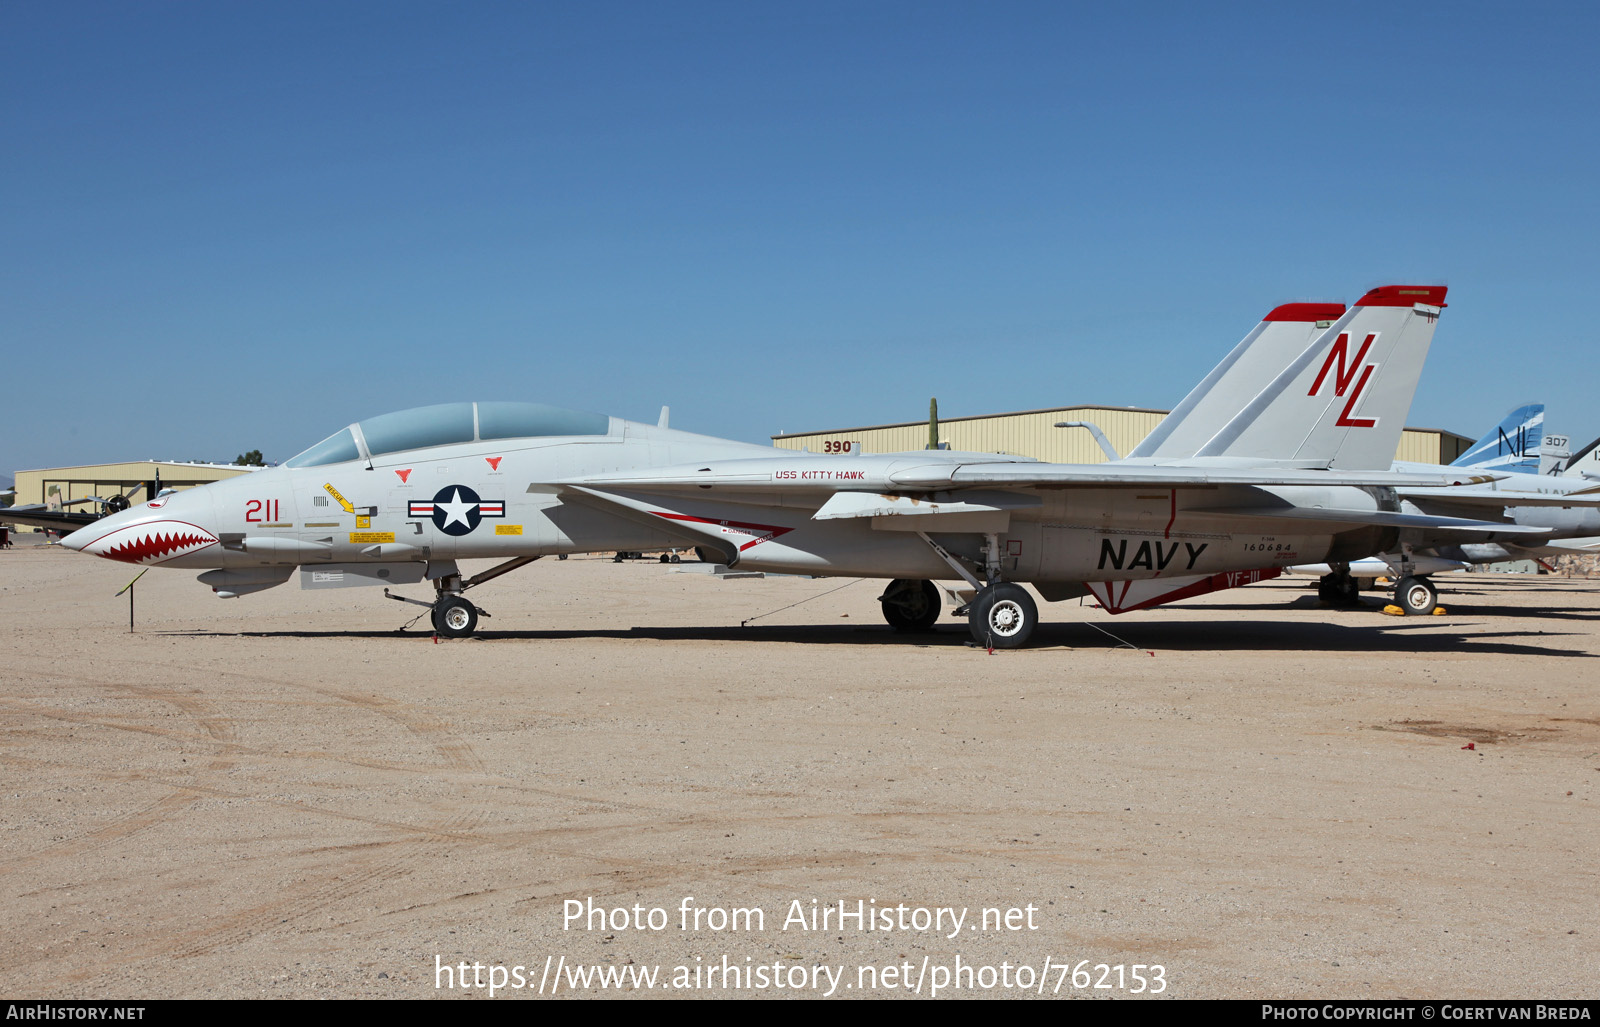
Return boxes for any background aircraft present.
[1294,404,1600,606]
[59,285,1534,647]
[0,480,161,537]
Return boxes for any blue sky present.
[4,1,1596,472]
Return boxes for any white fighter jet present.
[61,284,1533,647]
[1291,404,1600,608]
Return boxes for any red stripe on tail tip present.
[1263,302,1346,322]
[1356,285,1447,308]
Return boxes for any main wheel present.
[879,579,941,632]
[433,596,479,638]
[967,583,1038,649]
[1320,572,1361,606]
[1394,575,1438,616]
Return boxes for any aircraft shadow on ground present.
[1216,593,1600,622]
[1028,619,1593,658]
[161,616,1595,658]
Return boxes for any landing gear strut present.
[390,561,539,638]
[909,530,1041,649]
[428,571,480,638]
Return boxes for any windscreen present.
[284,428,360,467]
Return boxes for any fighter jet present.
[1293,404,1600,609]
[60,285,1531,647]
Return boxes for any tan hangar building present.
[772,404,1472,465]
[9,460,258,511]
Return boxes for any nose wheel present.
[968,583,1038,649]
[432,596,480,638]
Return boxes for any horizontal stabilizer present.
[1189,504,1551,536]
[1513,536,1600,555]
[1397,485,1600,508]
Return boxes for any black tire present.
[1320,572,1361,606]
[880,579,941,632]
[967,583,1038,649]
[434,596,479,638]
[659,553,671,563]
[1394,575,1438,616]
[670,554,681,564]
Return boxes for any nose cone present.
[61,496,219,565]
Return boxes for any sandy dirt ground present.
[1,538,1596,1000]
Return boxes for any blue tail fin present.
[1450,403,1543,473]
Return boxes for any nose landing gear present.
[432,595,479,638]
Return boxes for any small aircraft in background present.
[58,285,1544,647]
[0,480,164,538]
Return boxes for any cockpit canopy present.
[285,402,612,467]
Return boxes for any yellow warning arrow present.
[323,482,355,513]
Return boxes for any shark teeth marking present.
[88,523,218,565]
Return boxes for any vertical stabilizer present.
[1129,302,1346,459]
[1449,404,1543,474]
[1193,285,1448,469]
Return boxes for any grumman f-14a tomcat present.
[61,284,1542,648]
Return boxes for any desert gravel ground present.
[1,538,1596,1000]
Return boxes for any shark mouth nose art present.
[71,520,219,565]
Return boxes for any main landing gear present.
[879,579,941,632]
[1393,575,1438,616]
[887,531,1041,649]
[1317,570,1362,606]
[966,582,1038,649]
[1388,547,1439,616]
